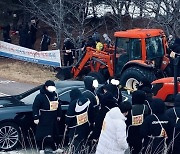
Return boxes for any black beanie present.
[45,80,55,87]
[103,83,115,92]
[132,90,146,105]
[70,88,82,101]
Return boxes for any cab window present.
[146,36,164,59]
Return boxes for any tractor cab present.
[114,29,167,76]
[114,29,170,90]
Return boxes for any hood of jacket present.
[151,98,165,114]
[40,85,57,100]
[70,88,82,102]
[83,76,95,92]
[101,92,117,109]
[132,90,146,105]
[103,83,117,94]
[107,107,126,121]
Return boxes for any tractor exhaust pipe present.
[55,66,73,80]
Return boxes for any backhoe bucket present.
[56,66,73,80]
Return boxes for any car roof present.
[55,80,85,93]
[55,80,84,89]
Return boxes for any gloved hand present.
[57,117,61,121]
[34,119,39,125]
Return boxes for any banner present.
[0,41,61,67]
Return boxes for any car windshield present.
[146,36,164,59]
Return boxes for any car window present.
[21,87,84,105]
[59,88,84,103]
[20,90,40,104]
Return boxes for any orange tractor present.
[57,28,172,90]
[152,55,180,106]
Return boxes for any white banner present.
[0,41,61,67]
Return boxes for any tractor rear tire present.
[87,72,106,84]
[120,66,156,90]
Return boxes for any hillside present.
[0,57,57,84]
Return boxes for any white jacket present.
[96,107,128,154]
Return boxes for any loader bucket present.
[56,66,73,80]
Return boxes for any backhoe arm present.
[72,47,114,78]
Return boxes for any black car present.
[0,80,85,151]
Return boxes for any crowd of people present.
[1,17,51,51]
[61,31,111,66]
[1,21,110,67]
[32,78,180,154]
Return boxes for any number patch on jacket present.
[76,112,88,125]
[132,114,144,126]
[50,101,59,111]
[160,128,167,138]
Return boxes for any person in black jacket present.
[82,76,100,115]
[91,84,118,141]
[126,90,149,154]
[86,36,96,48]
[62,38,75,66]
[108,78,122,104]
[30,18,38,49]
[32,80,62,154]
[2,23,11,43]
[165,94,180,154]
[140,86,153,115]
[19,22,29,48]
[66,88,94,154]
[141,98,173,154]
[40,31,51,51]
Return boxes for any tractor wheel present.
[87,72,106,84]
[120,66,156,91]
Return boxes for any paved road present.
[0,78,37,96]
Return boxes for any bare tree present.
[132,0,180,37]
[103,0,132,30]
[19,0,70,49]
[20,0,105,49]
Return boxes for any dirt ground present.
[0,57,58,85]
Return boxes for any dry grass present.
[0,57,58,84]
